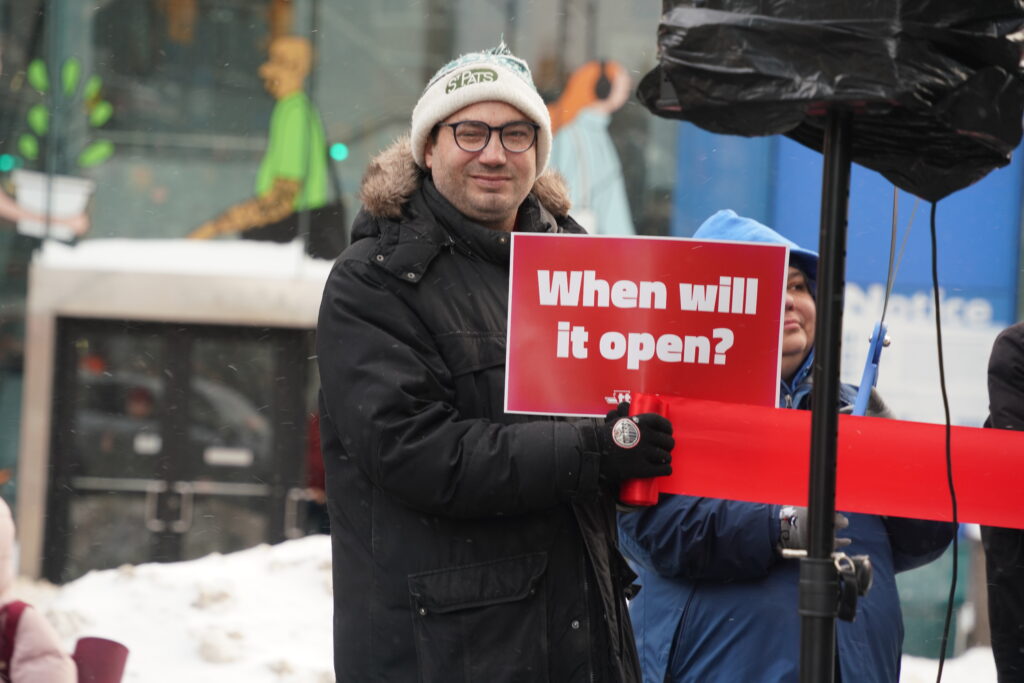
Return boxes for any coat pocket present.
[408,552,549,683]
[434,332,506,378]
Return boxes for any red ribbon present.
[620,393,1024,529]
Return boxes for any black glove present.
[778,505,852,553]
[595,402,674,483]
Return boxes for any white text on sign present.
[541,270,758,370]
[538,270,758,314]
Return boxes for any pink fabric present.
[0,500,76,683]
[0,498,15,602]
[9,608,75,683]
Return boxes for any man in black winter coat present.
[982,321,1024,682]
[315,43,674,683]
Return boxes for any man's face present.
[424,101,537,232]
[259,38,308,99]
[781,266,816,378]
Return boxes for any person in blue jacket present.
[617,209,957,683]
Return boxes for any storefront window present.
[1,1,674,241]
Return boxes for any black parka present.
[316,138,641,683]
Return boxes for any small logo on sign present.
[611,418,641,449]
[604,389,631,406]
[445,68,498,94]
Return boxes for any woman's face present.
[780,266,816,381]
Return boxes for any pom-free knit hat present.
[410,42,552,177]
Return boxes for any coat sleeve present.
[11,606,77,683]
[316,255,601,519]
[882,516,957,572]
[617,494,783,581]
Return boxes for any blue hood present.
[693,209,818,285]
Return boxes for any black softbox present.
[639,0,1024,201]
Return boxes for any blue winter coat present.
[618,354,957,683]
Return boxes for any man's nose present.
[477,131,507,164]
[784,292,795,309]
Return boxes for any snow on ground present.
[13,536,996,682]
[902,648,996,682]
[24,536,334,683]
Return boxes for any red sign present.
[506,234,789,416]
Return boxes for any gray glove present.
[778,505,851,553]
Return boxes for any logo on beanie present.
[445,68,498,94]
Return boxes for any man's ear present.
[424,139,434,170]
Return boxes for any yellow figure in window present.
[188,35,336,255]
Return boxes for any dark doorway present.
[43,318,315,583]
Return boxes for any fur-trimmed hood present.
[358,135,572,220]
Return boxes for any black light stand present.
[799,108,852,683]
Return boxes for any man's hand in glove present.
[596,402,674,483]
[778,505,852,553]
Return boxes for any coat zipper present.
[581,552,597,683]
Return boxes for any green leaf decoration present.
[62,58,82,97]
[89,100,113,128]
[18,134,39,161]
[83,75,102,101]
[27,59,49,93]
[27,104,49,136]
[77,139,114,168]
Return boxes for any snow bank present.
[38,536,334,683]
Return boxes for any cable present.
[893,198,918,295]
[929,200,958,683]
[853,187,917,417]
[882,187,899,323]
[881,187,919,325]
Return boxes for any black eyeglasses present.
[436,120,539,154]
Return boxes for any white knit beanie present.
[410,42,552,177]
